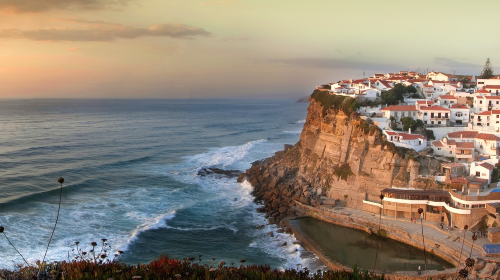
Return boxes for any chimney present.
[408,127,411,134]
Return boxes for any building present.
[418,105,450,126]
[470,162,495,184]
[474,133,500,156]
[383,130,426,152]
[380,105,418,122]
[476,77,500,90]
[431,138,474,162]
[437,95,458,107]
[473,96,500,113]
[449,104,470,125]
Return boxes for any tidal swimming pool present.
[290,217,455,272]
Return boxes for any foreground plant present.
[456,225,468,277]
[372,193,384,274]
[0,225,29,267]
[38,177,65,277]
[2,256,387,280]
[417,208,427,279]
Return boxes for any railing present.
[450,189,500,202]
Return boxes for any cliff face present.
[241,95,442,224]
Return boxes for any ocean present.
[0,99,324,270]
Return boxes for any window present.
[482,173,486,176]
[431,113,435,118]
[476,171,480,176]
[438,148,441,150]
[424,112,428,116]
[449,151,452,154]
[445,113,448,118]
[480,101,483,104]
[438,121,442,124]
[497,101,499,104]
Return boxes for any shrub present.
[333,163,355,181]
[310,90,359,117]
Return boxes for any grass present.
[310,90,359,117]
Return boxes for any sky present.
[0,0,499,99]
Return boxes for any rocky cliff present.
[239,92,443,224]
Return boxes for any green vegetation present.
[377,229,387,238]
[492,162,500,183]
[400,117,424,133]
[381,84,416,105]
[0,256,389,280]
[359,118,374,134]
[311,90,359,117]
[480,58,494,79]
[478,216,489,234]
[333,163,355,181]
[425,129,435,140]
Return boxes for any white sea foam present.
[283,129,302,134]
[296,119,306,124]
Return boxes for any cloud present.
[0,0,133,14]
[0,23,212,41]
[266,57,405,72]
[67,47,78,51]
[199,1,236,5]
[434,57,481,70]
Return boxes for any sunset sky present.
[0,0,499,99]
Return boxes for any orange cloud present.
[0,0,133,14]
[0,23,212,41]
[67,47,78,51]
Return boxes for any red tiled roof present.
[480,162,495,170]
[447,140,456,145]
[398,133,425,140]
[451,177,469,184]
[384,131,399,136]
[471,178,488,183]
[417,101,434,105]
[450,104,469,109]
[447,131,478,139]
[439,95,457,99]
[432,140,443,147]
[483,85,500,90]
[379,80,393,88]
[485,96,500,100]
[419,105,450,112]
[423,85,434,87]
[476,111,492,116]
[476,89,490,93]
[456,142,474,148]
[380,105,417,111]
[475,133,500,141]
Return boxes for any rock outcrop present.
[240,94,444,225]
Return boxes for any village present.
[316,64,500,245]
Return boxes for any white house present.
[427,72,457,82]
[473,96,500,113]
[383,130,426,152]
[474,133,500,156]
[449,104,470,125]
[470,162,495,184]
[423,85,436,99]
[482,85,500,96]
[416,100,434,110]
[476,77,500,90]
[373,80,393,92]
[417,105,450,126]
[380,105,418,122]
[437,95,458,107]
[431,138,474,162]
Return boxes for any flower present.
[379,194,384,200]
[459,268,468,278]
[58,177,64,184]
[465,258,475,268]
[91,242,97,247]
[472,234,477,241]
[0,226,4,233]
[464,225,468,230]
[417,208,423,214]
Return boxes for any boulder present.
[321,198,336,206]
[268,218,277,224]
[279,207,287,214]
[286,209,295,215]
[269,231,274,237]
[280,242,287,247]
[316,188,323,196]
[478,262,497,278]
[276,229,284,233]
[237,173,246,182]
[284,144,293,152]
[277,168,285,178]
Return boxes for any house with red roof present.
[449,104,471,125]
[482,85,500,96]
[427,72,457,82]
[416,100,434,110]
[437,95,458,107]
[422,84,435,98]
[417,105,450,126]
[372,80,393,92]
[474,133,500,156]
[476,77,500,90]
[383,130,426,152]
[431,138,475,162]
[380,105,418,123]
[473,96,500,114]
[470,162,496,184]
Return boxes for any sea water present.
[0,99,325,270]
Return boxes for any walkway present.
[317,206,486,261]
